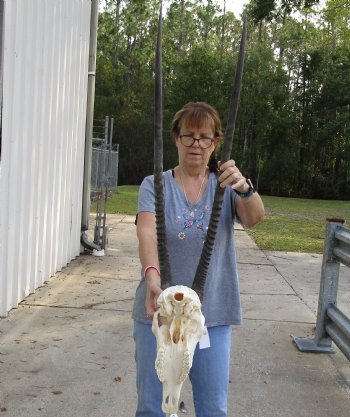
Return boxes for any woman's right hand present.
[145,273,162,318]
[136,212,163,318]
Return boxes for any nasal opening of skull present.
[174,292,184,301]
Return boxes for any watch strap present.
[236,178,255,198]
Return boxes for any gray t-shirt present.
[132,169,242,327]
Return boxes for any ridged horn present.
[154,2,173,290]
[191,16,247,301]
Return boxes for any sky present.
[163,1,249,18]
[217,0,249,17]
[99,1,250,19]
[100,1,249,18]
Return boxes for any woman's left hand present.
[218,160,249,193]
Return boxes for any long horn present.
[192,16,247,300]
[154,2,173,289]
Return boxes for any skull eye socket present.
[174,292,184,301]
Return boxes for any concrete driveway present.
[0,214,349,417]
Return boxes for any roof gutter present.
[81,0,102,253]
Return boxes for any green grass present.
[247,196,350,253]
[91,185,139,214]
[93,186,350,253]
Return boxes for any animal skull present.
[152,285,205,414]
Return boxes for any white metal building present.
[0,0,96,316]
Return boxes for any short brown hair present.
[171,102,223,141]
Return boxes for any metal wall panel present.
[0,0,91,316]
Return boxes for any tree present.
[94,0,350,199]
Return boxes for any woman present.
[132,102,265,417]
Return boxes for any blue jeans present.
[133,321,232,417]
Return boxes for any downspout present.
[0,0,4,162]
[81,0,102,252]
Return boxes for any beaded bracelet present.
[144,264,160,278]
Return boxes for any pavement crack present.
[244,317,316,324]
[241,292,295,296]
[237,261,273,266]
[20,303,133,313]
[82,298,134,309]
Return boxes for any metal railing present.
[293,219,350,360]
[91,117,119,192]
[90,116,119,249]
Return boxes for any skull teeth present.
[155,347,165,382]
[178,350,191,383]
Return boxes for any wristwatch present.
[235,178,255,198]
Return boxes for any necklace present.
[178,168,207,217]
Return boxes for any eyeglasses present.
[179,135,215,149]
